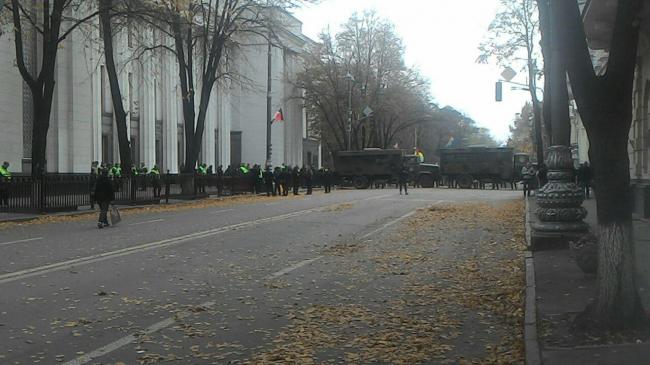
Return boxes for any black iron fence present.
[0,173,257,213]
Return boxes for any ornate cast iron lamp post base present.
[531,145,588,249]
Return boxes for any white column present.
[318,142,322,169]
[141,53,156,167]
[203,95,216,167]
[220,85,232,167]
[92,59,102,163]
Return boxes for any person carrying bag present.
[94,169,115,228]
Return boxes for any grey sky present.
[293,0,533,143]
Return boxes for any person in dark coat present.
[319,168,330,193]
[577,161,593,199]
[281,166,290,196]
[398,165,409,195]
[263,166,274,197]
[216,165,224,197]
[273,167,282,196]
[94,169,115,228]
[299,165,311,195]
[291,166,300,195]
[537,163,548,187]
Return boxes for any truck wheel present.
[353,176,370,189]
[418,174,434,188]
[457,174,474,189]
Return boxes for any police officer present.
[291,166,300,195]
[216,165,224,197]
[197,163,208,193]
[0,161,11,206]
[281,165,290,196]
[150,165,162,198]
[274,166,283,196]
[263,166,274,197]
[303,166,313,195]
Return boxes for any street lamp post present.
[345,72,354,151]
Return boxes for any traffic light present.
[495,81,503,102]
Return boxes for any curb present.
[0,194,250,225]
[0,189,328,225]
[524,196,542,365]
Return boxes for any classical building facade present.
[0,8,318,174]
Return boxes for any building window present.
[177,125,185,171]
[102,134,113,164]
[155,139,162,168]
[215,129,219,167]
[230,131,242,167]
[130,137,139,167]
[129,72,139,121]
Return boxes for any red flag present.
[271,108,284,124]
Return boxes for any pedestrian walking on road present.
[94,169,115,228]
[320,168,332,194]
[398,165,409,195]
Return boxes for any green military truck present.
[439,146,529,189]
[333,149,440,189]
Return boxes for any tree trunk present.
[552,0,645,329]
[536,0,553,148]
[30,75,55,176]
[100,0,132,172]
[31,94,50,176]
[583,117,644,328]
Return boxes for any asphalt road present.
[0,188,520,364]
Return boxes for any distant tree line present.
[297,11,497,166]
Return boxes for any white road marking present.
[381,198,447,203]
[210,208,234,214]
[0,198,372,285]
[64,300,217,365]
[0,237,43,247]
[361,211,416,239]
[129,219,165,226]
[266,256,323,279]
[362,193,392,201]
[57,193,408,363]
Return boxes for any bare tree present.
[557,0,646,329]
[478,0,544,163]
[7,0,98,175]
[299,12,440,155]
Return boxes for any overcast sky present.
[292,0,533,143]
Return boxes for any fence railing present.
[0,173,258,213]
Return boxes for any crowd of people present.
[89,161,337,198]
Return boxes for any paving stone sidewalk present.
[528,196,650,365]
